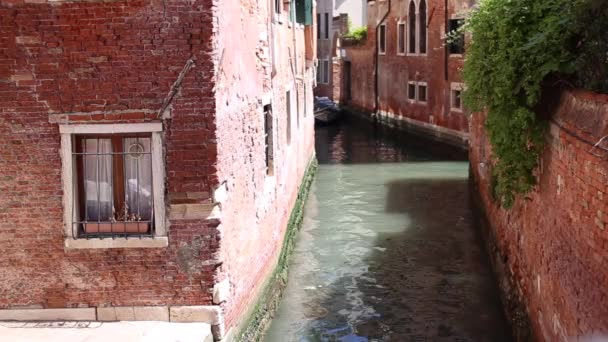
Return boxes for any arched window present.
[408,0,416,54]
[419,0,427,54]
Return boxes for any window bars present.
[71,134,155,239]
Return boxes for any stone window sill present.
[65,237,168,249]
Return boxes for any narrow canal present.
[264,116,511,341]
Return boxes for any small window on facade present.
[74,134,154,237]
[324,13,329,39]
[275,0,281,15]
[323,59,330,84]
[451,85,463,111]
[419,0,427,54]
[379,24,387,54]
[448,19,465,54]
[397,22,405,55]
[264,104,274,175]
[296,92,300,128]
[408,82,417,101]
[317,13,321,39]
[286,90,292,144]
[408,1,416,54]
[418,83,427,102]
[316,62,322,83]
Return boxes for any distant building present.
[336,0,474,148]
[316,0,368,99]
[0,0,316,340]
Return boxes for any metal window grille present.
[71,134,155,239]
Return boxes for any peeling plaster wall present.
[212,0,316,332]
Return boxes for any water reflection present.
[265,116,510,342]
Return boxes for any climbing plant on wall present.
[462,0,608,208]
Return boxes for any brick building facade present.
[315,0,366,99]
[0,0,316,340]
[336,0,474,148]
[470,89,608,341]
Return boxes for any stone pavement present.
[0,321,213,342]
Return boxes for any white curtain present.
[84,138,113,221]
[124,137,153,221]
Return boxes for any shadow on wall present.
[299,177,512,341]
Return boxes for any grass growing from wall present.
[236,158,318,341]
[463,0,608,207]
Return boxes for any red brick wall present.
[0,0,221,308]
[470,89,608,341]
[341,0,473,133]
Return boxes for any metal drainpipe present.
[374,0,391,116]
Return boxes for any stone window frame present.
[450,82,464,112]
[378,23,387,55]
[407,0,417,56]
[406,0,428,56]
[60,123,168,249]
[417,81,428,105]
[447,18,466,57]
[418,0,428,55]
[396,20,406,56]
[318,59,330,84]
[407,80,417,103]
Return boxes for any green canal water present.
[264,117,511,341]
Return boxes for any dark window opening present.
[408,1,417,53]
[448,19,465,54]
[408,83,416,100]
[418,84,427,102]
[398,23,405,54]
[452,89,462,109]
[317,13,321,39]
[286,91,292,144]
[324,13,329,39]
[419,0,427,54]
[379,24,386,54]
[264,105,274,175]
[275,0,281,15]
[74,134,154,238]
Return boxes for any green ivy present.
[462,0,607,207]
[343,26,367,43]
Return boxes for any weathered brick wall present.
[342,0,472,134]
[0,0,221,308]
[211,0,316,334]
[470,89,608,340]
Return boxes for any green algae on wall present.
[235,157,318,341]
